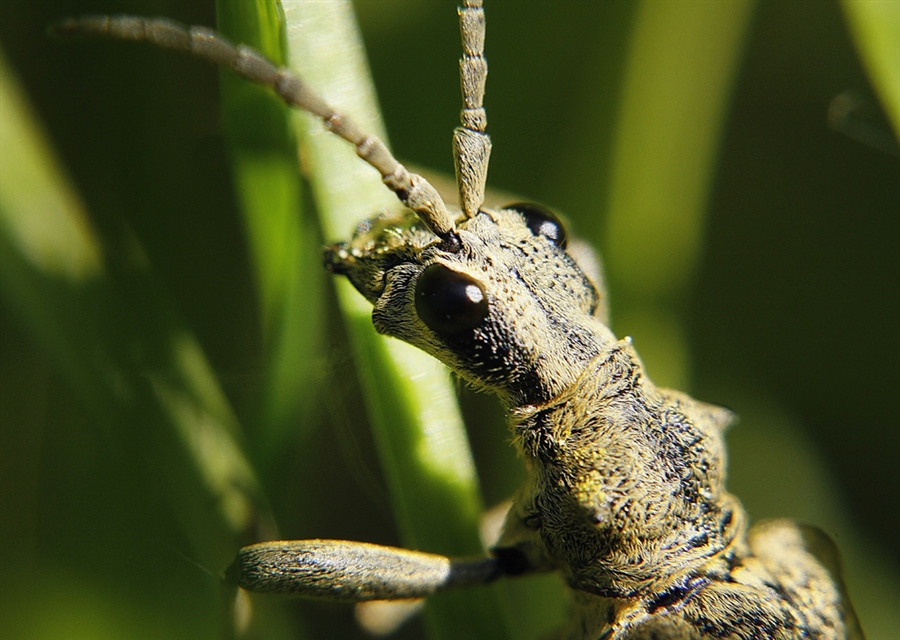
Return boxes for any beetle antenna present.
[49,15,459,240]
[453,0,491,219]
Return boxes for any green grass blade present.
[281,2,512,638]
[841,0,900,138]
[0,49,269,546]
[602,0,756,389]
[215,0,326,466]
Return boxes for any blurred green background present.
[1,1,897,639]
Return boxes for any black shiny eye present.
[415,264,488,334]
[506,202,567,248]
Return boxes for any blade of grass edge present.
[215,0,326,472]
[840,0,900,139]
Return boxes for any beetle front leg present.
[226,539,504,601]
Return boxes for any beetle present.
[12,0,884,636]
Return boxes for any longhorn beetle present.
[50,1,866,638]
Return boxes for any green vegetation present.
[1,1,896,638]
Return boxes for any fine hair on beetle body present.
[3,0,892,638]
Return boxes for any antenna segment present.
[453,0,491,219]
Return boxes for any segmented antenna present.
[454,0,491,219]
[49,15,459,241]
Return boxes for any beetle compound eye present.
[507,202,568,249]
[415,264,489,334]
